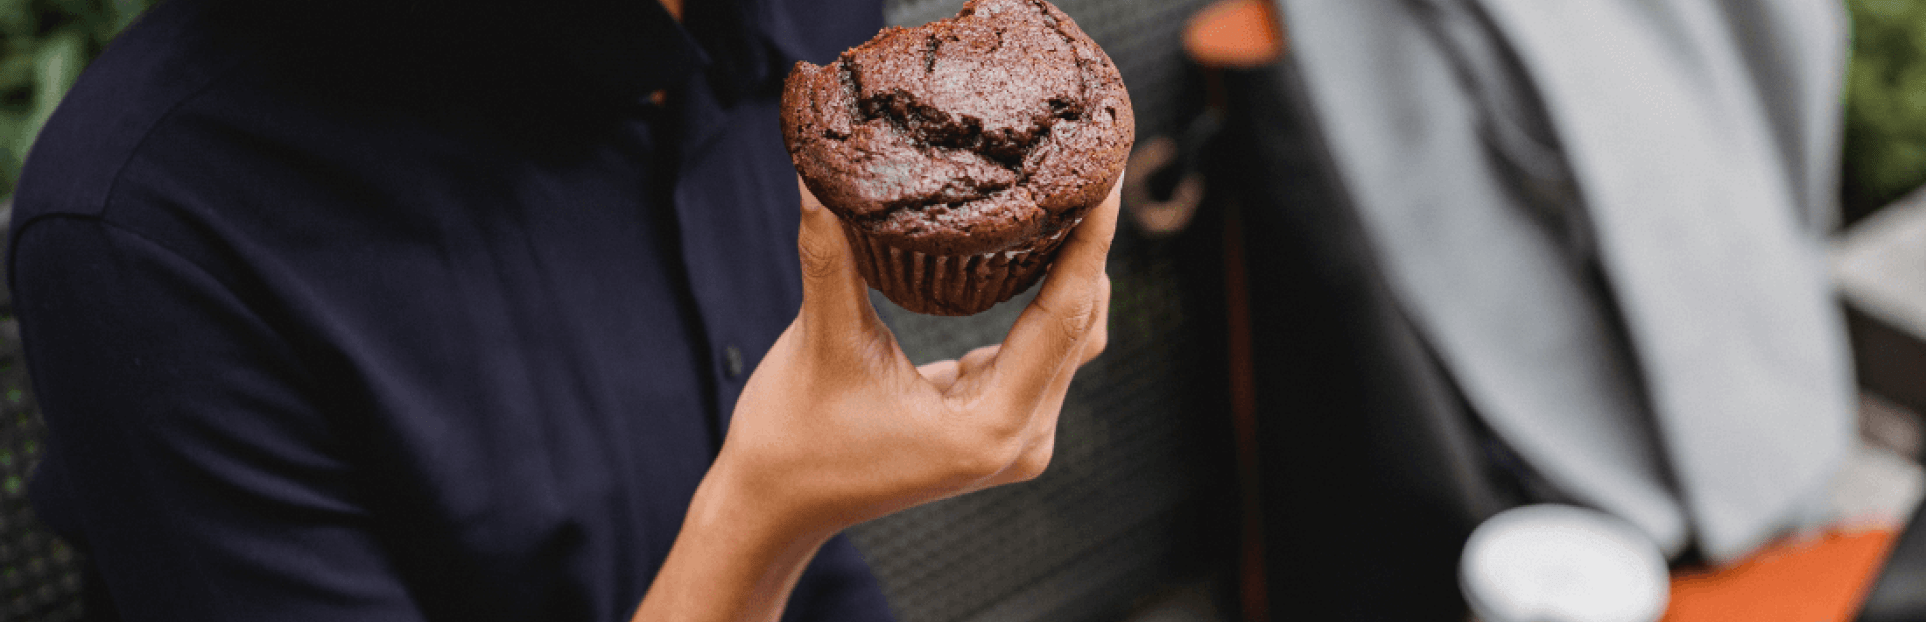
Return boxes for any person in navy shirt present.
[6,0,1117,620]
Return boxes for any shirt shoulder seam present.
[92,54,256,224]
[9,56,254,289]
[12,214,235,299]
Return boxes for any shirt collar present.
[547,0,712,103]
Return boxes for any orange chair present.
[1665,528,1901,622]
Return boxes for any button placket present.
[721,344,744,379]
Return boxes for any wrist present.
[632,457,834,622]
[686,457,836,556]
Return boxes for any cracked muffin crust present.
[780,0,1133,315]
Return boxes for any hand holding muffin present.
[724,174,1114,531]
[637,174,1117,622]
[636,2,1126,619]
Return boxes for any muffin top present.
[780,0,1133,256]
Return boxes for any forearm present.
[632,463,832,622]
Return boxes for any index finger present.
[982,178,1120,409]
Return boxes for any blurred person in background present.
[3,0,1118,621]
[1209,0,1858,619]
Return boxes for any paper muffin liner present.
[842,222,1078,316]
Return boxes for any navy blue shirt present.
[8,1,893,620]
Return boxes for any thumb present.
[796,176,886,338]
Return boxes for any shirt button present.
[722,345,744,379]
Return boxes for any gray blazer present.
[1276,0,1856,563]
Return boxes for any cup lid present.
[1460,504,1671,622]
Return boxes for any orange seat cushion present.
[1184,0,1286,68]
[1664,528,1899,622]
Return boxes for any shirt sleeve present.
[13,215,430,622]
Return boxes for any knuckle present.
[955,442,1018,480]
[1057,313,1087,345]
[1013,446,1054,482]
[939,425,1018,480]
[1085,326,1109,359]
[976,415,1028,451]
[1051,296,1096,344]
[798,236,839,280]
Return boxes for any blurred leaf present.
[0,0,31,40]
[108,0,145,35]
[32,30,82,109]
[0,0,158,203]
[1857,0,1912,22]
[0,54,32,97]
[12,30,82,164]
[0,108,21,199]
[44,0,93,22]
[1844,0,1926,217]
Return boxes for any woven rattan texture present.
[853,229,1231,622]
[850,3,1227,620]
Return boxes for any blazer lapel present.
[1279,0,1691,554]
[1471,0,1854,562]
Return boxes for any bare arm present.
[632,178,1117,621]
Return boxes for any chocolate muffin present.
[781,0,1134,316]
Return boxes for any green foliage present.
[1845,0,1926,219]
[0,0,150,202]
